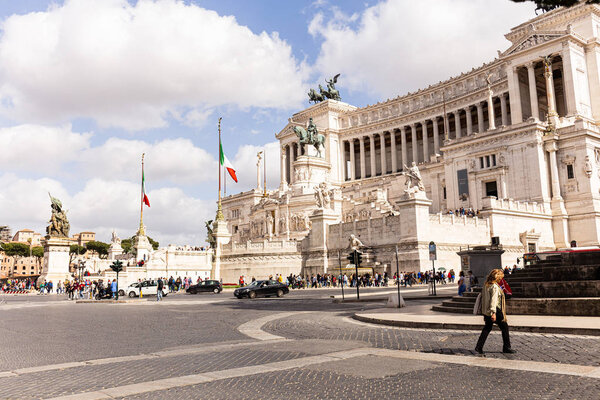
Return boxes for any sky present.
[0,0,537,246]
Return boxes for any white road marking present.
[0,339,287,378]
[237,311,309,340]
[44,346,600,400]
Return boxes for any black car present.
[233,280,289,299]
[186,280,222,294]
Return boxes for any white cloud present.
[310,0,536,98]
[0,124,90,174]
[0,0,308,130]
[0,124,217,184]
[0,174,213,246]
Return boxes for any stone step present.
[463,291,480,298]
[518,280,600,298]
[441,300,473,309]
[451,295,477,303]
[431,305,474,314]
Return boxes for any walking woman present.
[475,269,516,354]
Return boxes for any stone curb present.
[352,314,600,336]
[333,295,454,303]
[75,299,145,304]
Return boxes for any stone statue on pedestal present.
[348,234,364,251]
[402,162,425,193]
[111,230,121,246]
[46,193,70,238]
[314,182,333,209]
[291,117,326,157]
[205,220,216,249]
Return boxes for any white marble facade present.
[219,4,600,282]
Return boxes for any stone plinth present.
[292,155,331,189]
[303,208,339,275]
[108,243,123,260]
[212,219,232,281]
[134,234,152,263]
[37,237,71,286]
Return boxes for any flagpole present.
[138,153,145,235]
[216,118,225,221]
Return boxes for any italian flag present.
[142,169,150,207]
[220,142,238,183]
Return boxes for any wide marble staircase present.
[433,250,600,316]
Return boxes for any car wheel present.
[162,291,167,297]
[189,289,197,295]
[128,291,136,298]
[276,289,284,298]
[213,288,219,294]
[248,291,256,299]
[118,290,125,297]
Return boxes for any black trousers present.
[476,308,511,350]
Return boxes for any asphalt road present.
[1,286,598,399]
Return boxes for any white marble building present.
[218,4,600,283]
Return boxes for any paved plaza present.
[1,287,599,399]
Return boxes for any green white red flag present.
[219,141,238,183]
[142,169,150,207]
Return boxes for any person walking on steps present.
[475,269,516,355]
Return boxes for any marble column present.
[543,58,559,126]
[401,127,407,169]
[422,121,429,163]
[411,124,418,164]
[508,66,523,124]
[369,135,376,177]
[433,117,440,154]
[359,137,366,179]
[476,103,484,133]
[545,141,562,200]
[526,62,539,120]
[465,107,473,135]
[500,171,508,199]
[487,90,496,130]
[280,146,287,185]
[290,144,296,183]
[453,111,461,138]
[349,140,356,181]
[500,93,508,126]
[390,130,397,173]
[380,132,387,175]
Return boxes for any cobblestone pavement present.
[118,359,600,400]
[263,310,600,366]
[0,293,598,400]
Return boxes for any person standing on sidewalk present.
[157,278,164,301]
[475,269,516,355]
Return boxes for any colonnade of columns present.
[341,92,510,181]
[280,142,301,185]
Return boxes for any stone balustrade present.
[224,240,300,254]
[481,196,550,214]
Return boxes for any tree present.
[510,0,599,13]
[1,242,31,258]
[69,244,87,264]
[85,241,110,259]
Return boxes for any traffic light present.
[347,252,356,265]
[356,252,363,266]
[110,260,123,273]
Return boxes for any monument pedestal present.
[304,208,339,275]
[134,234,152,263]
[37,237,71,285]
[212,219,232,281]
[108,244,123,260]
[395,191,433,272]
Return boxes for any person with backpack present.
[475,269,516,355]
